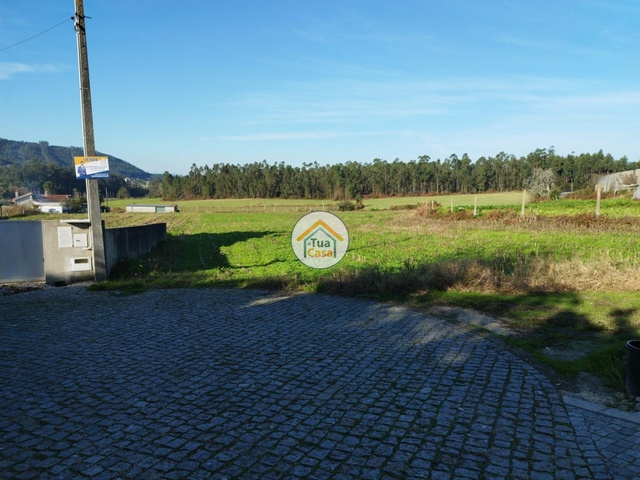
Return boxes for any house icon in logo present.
[292,211,349,268]
[296,219,345,258]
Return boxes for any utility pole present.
[74,0,107,281]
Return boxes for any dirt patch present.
[572,372,632,408]
[427,305,516,336]
[541,341,597,362]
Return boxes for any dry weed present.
[320,256,640,296]
[445,256,640,294]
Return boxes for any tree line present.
[2,148,638,203]
[153,148,639,201]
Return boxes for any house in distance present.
[12,192,71,213]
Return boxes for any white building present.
[12,193,70,213]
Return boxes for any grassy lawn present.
[26,191,640,396]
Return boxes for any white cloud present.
[218,132,340,141]
[0,62,33,80]
[0,62,64,80]
[549,91,640,108]
[215,75,588,129]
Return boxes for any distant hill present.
[0,138,152,180]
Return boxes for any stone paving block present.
[1,287,639,479]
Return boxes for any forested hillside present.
[0,138,151,180]
[0,158,144,201]
[155,148,639,201]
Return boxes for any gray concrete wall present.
[104,223,166,276]
[1,220,166,285]
[41,220,95,285]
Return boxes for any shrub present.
[415,201,442,217]
[337,201,356,211]
[64,197,86,213]
[446,209,474,220]
[389,204,418,211]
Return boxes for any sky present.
[1,1,639,175]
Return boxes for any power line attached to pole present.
[74,0,107,282]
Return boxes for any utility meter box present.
[69,257,92,272]
[73,233,88,248]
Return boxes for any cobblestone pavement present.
[1,287,639,479]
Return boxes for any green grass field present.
[107,191,527,212]
[35,191,640,397]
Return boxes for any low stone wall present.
[104,223,167,276]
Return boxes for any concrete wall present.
[41,220,95,285]
[1,220,166,285]
[104,223,167,276]
[0,219,89,285]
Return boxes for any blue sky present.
[1,1,639,175]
